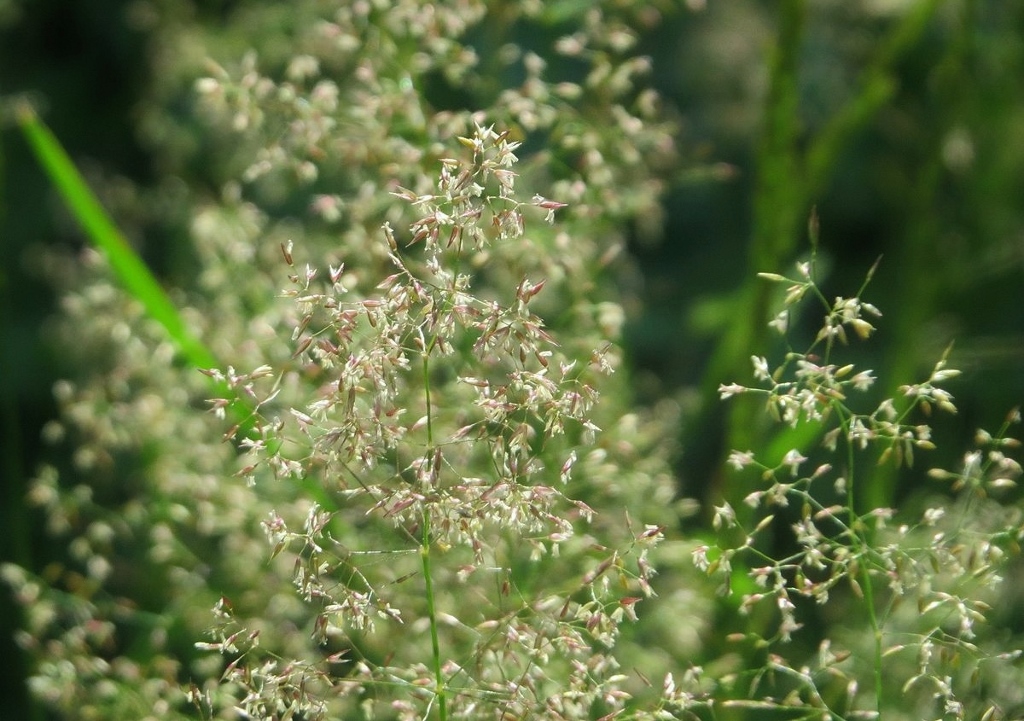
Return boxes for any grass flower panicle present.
[191,123,681,721]
[8,3,1024,720]
[3,3,691,716]
[703,254,1024,719]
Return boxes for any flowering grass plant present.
[190,123,672,720]
[4,2,1024,720]
[698,244,1023,719]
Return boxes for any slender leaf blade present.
[16,101,219,372]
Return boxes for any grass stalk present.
[420,349,448,721]
[838,405,885,714]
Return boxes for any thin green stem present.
[420,349,447,721]
[423,346,435,445]
[860,560,884,717]
[836,403,884,715]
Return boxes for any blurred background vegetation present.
[2,0,1023,717]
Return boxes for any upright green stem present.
[420,350,447,720]
[837,405,884,715]
[861,561,884,717]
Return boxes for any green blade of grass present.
[15,101,264,445]
[17,101,333,507]
[15,101,221,373]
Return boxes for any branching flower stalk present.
[704,249,1023,719]
[198,123,669,720]
[1,3,700,719]
[12,3,1024,719]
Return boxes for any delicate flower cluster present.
[24,3,1024,721]
[3,3,695,720]
[196,123,674,720]
[698,257,1024,719]
[215,126,603,550]
[723,261,959,468]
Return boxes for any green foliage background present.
[2,0,1024,718]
